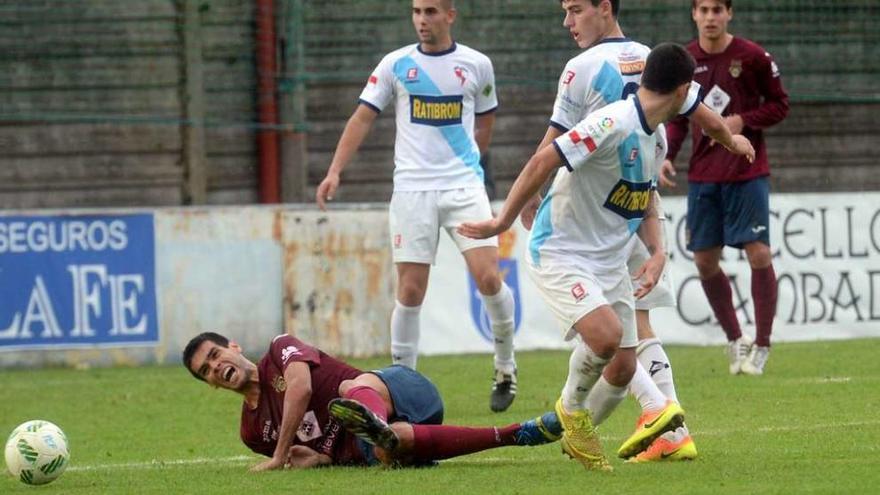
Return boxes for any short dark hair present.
[641,43,696,94]
[182,332,229,381]
[560,0,620,18]
[692,0,732,9]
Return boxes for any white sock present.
[480,283,516,373]
[636,338,678,403]
[390,300,421,369]
[561,341,609,412]
[585,375,628,426]
[638,338,689,436]
[629,360,668,413]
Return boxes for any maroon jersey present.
[666,37,789,183]
[239,334,365,464]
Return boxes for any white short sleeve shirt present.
[529,95,667,273]
[358,42,498,192]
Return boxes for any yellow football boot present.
[617,401,685,459]
[554,398,612,471]
[626,433,697,463]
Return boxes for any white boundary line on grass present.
[63,419,880,472]
[66,455,255,472]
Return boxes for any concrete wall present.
[0,205,394,367]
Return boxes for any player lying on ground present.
[182,332,561,470]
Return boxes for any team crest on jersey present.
[563,70,576,85]
[627,147,640,165]
[407,67,418,80]
[410,94,463,126]
[603,179,652,220]
[454,66,468,86]
[272,375,286,393]
[729,59,742,78]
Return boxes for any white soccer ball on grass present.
[4,420,70,485]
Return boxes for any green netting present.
[0,0,876,129]
[293,0,879,101]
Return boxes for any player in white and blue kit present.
[518,0,754,464]
[316,0,519,413]
[459,43,754,470]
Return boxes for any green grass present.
[2,339,879,494]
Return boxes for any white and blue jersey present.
[550,38,701,132]
[529,95,667,274]
[359,42,498,192]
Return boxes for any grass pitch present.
[2,339,879,494]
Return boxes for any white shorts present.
[625,231,676,311]
[526,261,637,349]
[389,188,497,264]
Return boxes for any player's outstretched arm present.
[458,144,560,239]
[316,104,379,210]
[521,126,565,230]
[251,361,313,472]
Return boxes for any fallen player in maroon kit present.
[183,332,561,470]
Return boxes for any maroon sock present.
[700,271,743,341]
[752,265,777,347]
[410,423,520,461]
[343,386,388,422]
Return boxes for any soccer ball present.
[4,420,70,485]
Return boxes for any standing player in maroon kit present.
[182,332,561,471]
[660,0,789,375]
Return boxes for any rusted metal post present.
[255,0,281,203]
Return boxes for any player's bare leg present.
[463,246,518,412]
[391,263,430,369]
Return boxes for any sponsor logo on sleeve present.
[603,179,652,220]
[482,83,494,97]
[368,75,378,85]
[409,94,464,126]
[770,60,780,78]
[568,130,597,152]
[281,345,302,364]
